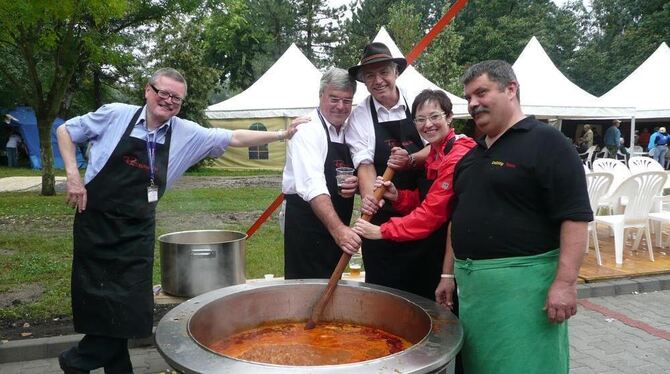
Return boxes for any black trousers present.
[60,335,133,373]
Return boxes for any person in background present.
[449,60,592,373]
[652,127,668,167]
[5,130,22,167]
[56,67,299,374]
[282,68,361,279]
[617,137,630,162]
[352,89,476,305]
[345,42,434,299]
[638,127,651,150]
[648,126,660,153]
[604,119,621,158]
[579,124,593,151]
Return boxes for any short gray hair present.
[319,68,357,96]
[461,60,520,101]
[149,68,188,96]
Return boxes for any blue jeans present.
[6,147,17,167]
[653,145,668,167]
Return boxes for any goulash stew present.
[209,321,413,365]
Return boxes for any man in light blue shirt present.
[55,67,298,373]
[603,119,621,158]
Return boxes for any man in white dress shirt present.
[282,68,361,279]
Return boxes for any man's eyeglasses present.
[414,112,446,126]
[328,96,353,105]
[149,84,185,104]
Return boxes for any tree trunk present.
[37,116,56,196]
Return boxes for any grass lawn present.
[0,167,286,320]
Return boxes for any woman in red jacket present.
[353,89,476,306]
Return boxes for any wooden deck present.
[580,225,670,282]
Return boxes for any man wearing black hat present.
[345,42,438,300]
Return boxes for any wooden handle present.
[305,167,395,329]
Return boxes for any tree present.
[294,0,346,67]
[565,0,670,95]
[0,0,198,195]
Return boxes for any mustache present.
[470,107,489,115]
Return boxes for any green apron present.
[455,249,568,374]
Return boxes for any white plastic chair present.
[594,171,667,265]
[593,158,632,210]
[585,172,614,265]
[578,145,597,169]
[583,164,590,174]
[628,156,664,174]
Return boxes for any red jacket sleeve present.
[391,188,420,215]
[380,138,476,241]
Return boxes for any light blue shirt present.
[64,103,233,188]
[603,125,621,147]
[648,132,659,151]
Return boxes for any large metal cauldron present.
[155,280,462,373]
[158,230,246,297]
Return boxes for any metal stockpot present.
[158,230,246,297]
[155,280,463,373]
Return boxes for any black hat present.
[348,42,408,82]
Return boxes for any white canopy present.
[513,36,631,119]
[362,27,468,116]
[599,42,670,119]
[206,44,322,119]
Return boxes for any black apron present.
[362,96,438,300]
[71,108,172,338]
[284,112,354,279]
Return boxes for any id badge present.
[147,185,159,203]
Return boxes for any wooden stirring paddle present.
[305,168,395,330]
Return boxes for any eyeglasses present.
[414,112,446,126]
[328,96,353,105]
[149,84,185,104]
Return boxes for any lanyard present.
[146,132,156,186]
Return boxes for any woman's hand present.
[352,218,382,240]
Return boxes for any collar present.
[139,105,172,132]
[316,109,347,133]
[370,87,406,113]
[430,128,456,157]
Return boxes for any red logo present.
[123,155,150,171]
[384,139,402,148]
[334,160,350,169]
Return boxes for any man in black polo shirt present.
[449,60,592,374]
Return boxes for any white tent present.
[599,42,670,120]
[512,36,631,119]
[362,27,468,116]
[206,43,322,119]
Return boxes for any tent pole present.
[629,115,636,148]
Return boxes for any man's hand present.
[286,116,310,139]
[359,195,384,217]
[338,175,358,198]
[65,173,87,213]
[544,279,577,323]
[435,278,456,310]
[387,147,411,170]
[333,226,361,255]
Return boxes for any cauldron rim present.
[155,279,463,373]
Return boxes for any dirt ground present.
[0,175,282,342]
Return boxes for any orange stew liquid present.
[209,321,413,366]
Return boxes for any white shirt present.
[282,109,347,202]
[345,87,424,168]
[6,134,21,148]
